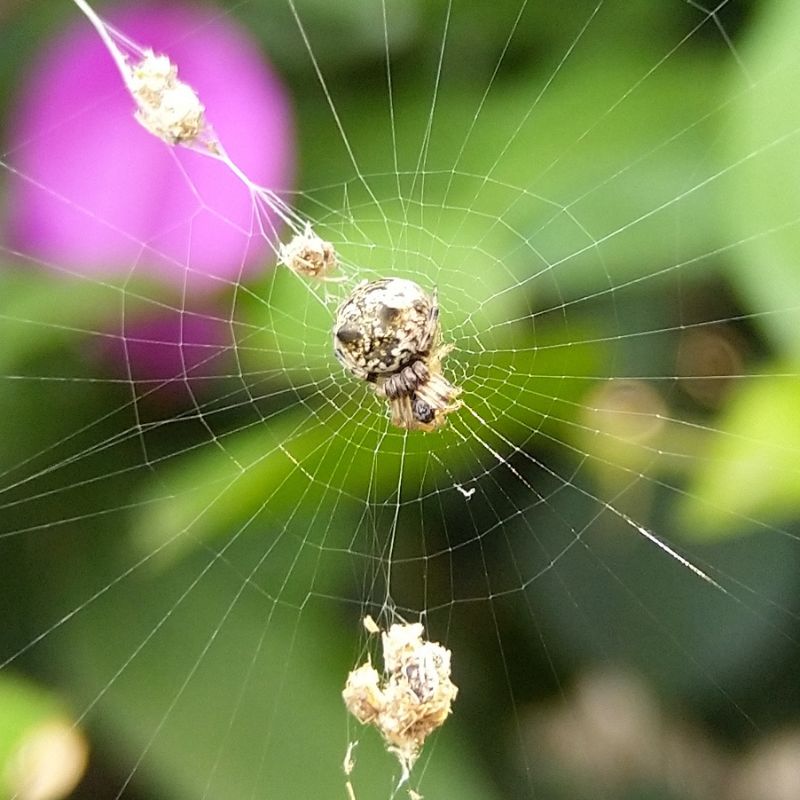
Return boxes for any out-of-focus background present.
[3,1,800,799]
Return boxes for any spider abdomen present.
[333,277,461,432]
[334,278,437,379]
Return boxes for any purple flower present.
[5,2,295,398]
[8,1,293,291]
[100,307,236,407]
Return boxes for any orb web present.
[1,1,800,799]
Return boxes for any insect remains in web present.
[68,1,210,147]
[343,617,458,788]
[333,278,462,431]
[128,50,208,146]
[278,221,342,281]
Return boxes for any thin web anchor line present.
[69,0,320,251]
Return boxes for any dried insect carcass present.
[279,222,339,280]
[343,621,458,781]
[333,278,461,431]
[129,50,205,145]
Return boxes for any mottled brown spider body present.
[279,222,339,280]
[334,278,461,431]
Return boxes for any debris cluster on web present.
[129,51,206,145]
[343,620,458,780]
[279,222,339,280]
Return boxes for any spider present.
[333,278,461,431]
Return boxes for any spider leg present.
[419,294,440,353]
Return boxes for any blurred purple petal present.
[7,1,294,292]
[102,306,234,407]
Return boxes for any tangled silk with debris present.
[129,50,206,145]
[343,622,458,776]
[279,222,338,279]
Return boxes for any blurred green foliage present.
[0,672,82,798]
[3,2,800,800]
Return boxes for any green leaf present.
[678,369,800,537]
[723,0,800,357]
[0,672,86,799]
[0,272,115,373]
[131,314,605,563]
[57,548,501,800]
[0,271,179,374]
[297,49,724,311]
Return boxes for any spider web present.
[2,1,800,799]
